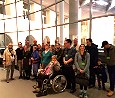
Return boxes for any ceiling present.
[26,0,115,19]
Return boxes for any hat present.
[101,41,108,48]
[18,42,22,45]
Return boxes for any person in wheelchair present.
[33,55,61,94]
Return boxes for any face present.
[18,43,22,48]
[104,44,108,49]
[52,56,57,62]
[86,40,91,46]
[33,40,37,44]
[64,41,69,48]
[79,44,85,51]
[38,44,41,49]
[8,43,13,49]
[56,44,60,49]
[74,38,78,45]
[98,61,101,65]
[26,41,30,46]
[45,44,49,50]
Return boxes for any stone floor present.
[0,67,115,98]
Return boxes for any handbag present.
[75,73,89,86]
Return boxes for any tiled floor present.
[0,67,115,98]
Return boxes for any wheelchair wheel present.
[52,75,67,93]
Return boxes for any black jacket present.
[86,43,98,68]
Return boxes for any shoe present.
[79,91,84,98]
[6,80,9,83]
[10,78,15,80]
[19,76,22,79]
[106,89,111,92]
[88,85,95,88]
[32,88,40,93]
[33,85,38,89]
[84,93,88,98]
[70,89,76,93]
[107,90,114,97]
[36,91,47,97]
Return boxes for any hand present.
[3,61,5,65]
[64,61,68,65]
[80,69,84,73]
[93,66,98,68]
[31,57,34,61]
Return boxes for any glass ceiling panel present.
[91,0,112,12]
[107,0,115,13]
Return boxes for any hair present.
[98,58,102,62]
[79,44,86,61]
[65,39,72,45]
[52,55,57,59]
[86,38,92,43]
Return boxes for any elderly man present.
[3,43,17,83]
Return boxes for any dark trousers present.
[62,66,76,90]
[97,75,105,88]
[107,65,115,91]
[89,68,96,86]
[80,85,87,90]
[23,65,31,79]
[37,73,49,88]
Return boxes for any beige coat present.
[3,48,17,66]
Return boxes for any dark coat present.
[86,43,98,68]
[95,63,107,83]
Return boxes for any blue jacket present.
[32,50,40,63]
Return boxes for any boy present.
[95,58,107,90]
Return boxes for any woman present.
[41,44,52,69]
[74,44,90,98]
[33,55,60,93]
[23,45,31,80]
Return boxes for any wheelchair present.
[34,73,67,96]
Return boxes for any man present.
[73,38,78,51]
[63,39,76,93]
[86,38,98,88]
[3,43,17,83]
[15,42,24,79]
[101,41,115,97]
[54,43,63,66]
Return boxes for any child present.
[95,58,107,90]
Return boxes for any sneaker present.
[107,90,114,97]
[79,92,84,98]
[83,93,88,98]
[6,80,9,83]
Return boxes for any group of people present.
[2,38,115,98]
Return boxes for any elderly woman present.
[74,44,90,98]
[33,55,60,94]
[3,43,17,83]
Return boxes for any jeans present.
[107,65,115,91]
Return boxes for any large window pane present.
[92,16,114,48]
[5,18,17,32]
[6,32,17,47]
[30,30,42,45]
